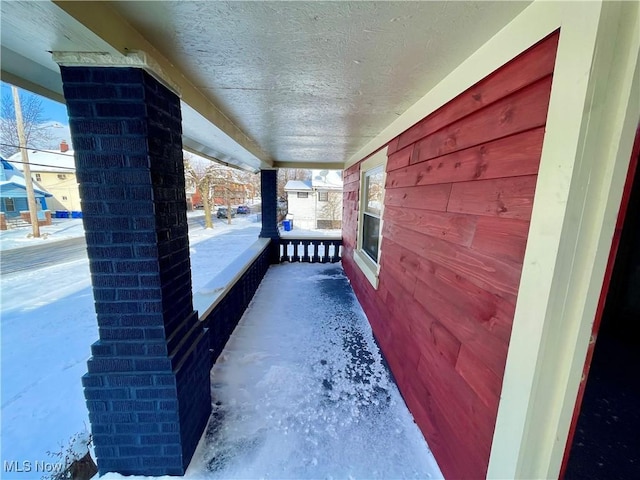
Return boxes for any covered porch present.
[187,261,441,479]
[1,1,638,479]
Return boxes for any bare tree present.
[320,191,343,229]
[235,170,260,204]
[0,91,54,157]
[184,154,217,228]
[184,154,256,227]
[210,164,248,224]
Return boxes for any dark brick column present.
[259,169,280,263]
[60,67,211,476]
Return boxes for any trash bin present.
[283,219,292,231]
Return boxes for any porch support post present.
[259,168,280,263]
[59,66,211,476]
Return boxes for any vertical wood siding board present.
[410,75,553,165]
[455,344,503,413]
[470,216,531,264]
[396,32,559,151]
[386,222,522,298]
[446,174,538,220]
[387,127,545,189]
[384,183,452,212]
[383,206,477,247]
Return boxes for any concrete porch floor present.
[187,262,443,479]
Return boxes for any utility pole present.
[12,85,40,237]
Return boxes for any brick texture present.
[61,66,211,476]
[259,169,280,263]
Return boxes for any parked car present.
[236,205,250,214]
[217,207,236,218]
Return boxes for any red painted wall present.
[342,32,559,479]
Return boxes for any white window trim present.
[353,146,387,289]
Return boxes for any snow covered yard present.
[163,263,440,479]
[0,214,261,478]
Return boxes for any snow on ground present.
[280,227,342,238]
[102,264,442,480]
[1,213,443,480]
[186,263,443,479]
[0,218,87,251]
[0,211,217,252]
[0,213,260,478]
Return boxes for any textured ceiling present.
[108,1,530,166]
[1,1,531,170]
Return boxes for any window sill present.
[353,248,379,289]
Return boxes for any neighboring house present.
[191,185,246,210]
[285,170,343,230]
[0,157,52,229]
[9,140,80,212]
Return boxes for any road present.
[1,214,209,275]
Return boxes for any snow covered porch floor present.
[187,262,443,479]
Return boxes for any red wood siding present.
[342,31,559,479]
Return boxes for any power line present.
[0,142,75,157]
[1,142,76,170]
[3,159,76,171]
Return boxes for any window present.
[354,147,387,289]
[5,198,15,212]
[318,191,328,202]
[57,174,67,180]
[362,166,384,261]
[62,196,68,201]
[35,174,41,181]
[297,192,308,198]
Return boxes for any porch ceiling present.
[0,1,530,172]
